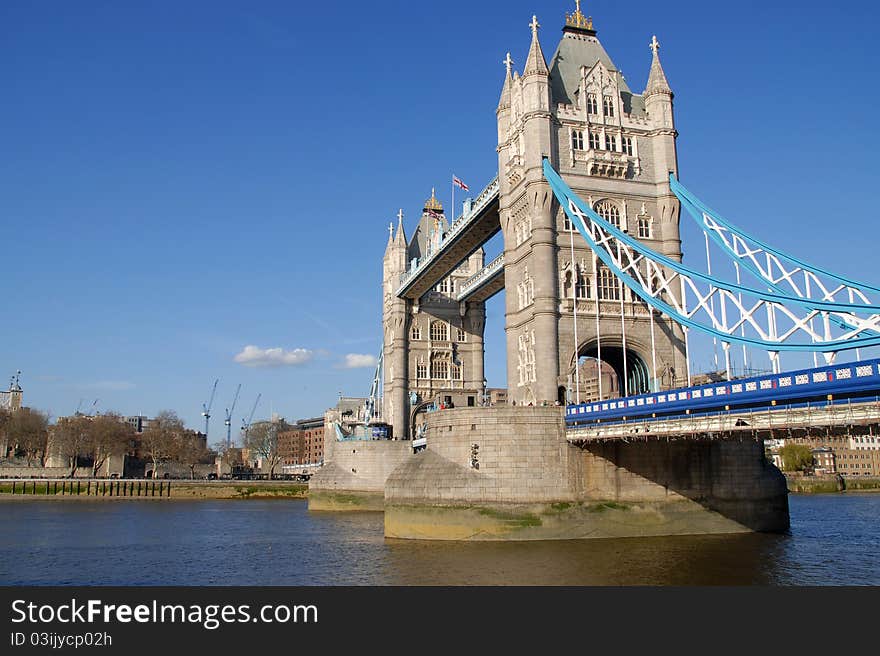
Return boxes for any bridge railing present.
[397,177,499,293]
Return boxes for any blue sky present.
[2,1,879,438]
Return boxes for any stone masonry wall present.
[385,407,571,504]
[310,439,414,494]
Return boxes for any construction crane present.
[223,384,241,450]
[76,399,99,417]
[201,379,219,442]
[241,393,261,445]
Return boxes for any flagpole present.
[451,175,456,222]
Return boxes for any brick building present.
[279,417,325,472]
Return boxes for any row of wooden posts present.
[4,479,171,497]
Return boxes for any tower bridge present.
[311,3,880,540]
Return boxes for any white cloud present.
[341,354,379,369]
[234,345,314,368]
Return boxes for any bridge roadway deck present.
[396,178,499,301]
[455,253,505,303]
[566,399,880,443]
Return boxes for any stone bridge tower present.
[382,194,487,440]
[497,5,687,405]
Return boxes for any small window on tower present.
[605,134,617,152]
[587,94,598,115]
[571,129,584,151]
[430,321,449,342]
[588,132,601,150]
[595,201,621,229]
[623,136,634,156]
[603,95,615,117]
[638,217,651,239]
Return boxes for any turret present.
[644,35,677,182]
[497,53,513,144]
[644,35,674,129]
[520,16,552,170]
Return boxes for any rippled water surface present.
[1,494,878,585]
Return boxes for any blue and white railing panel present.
[566,358,880,426]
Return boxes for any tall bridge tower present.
[498,7,687,405]
[382,195,487,439]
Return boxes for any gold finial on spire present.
[566,0,594,31]
[424,187,443,212]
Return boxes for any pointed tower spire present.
[498,52,514,110]
[645,35,672,97]
[523,15,548,77]
[394,208,407,246]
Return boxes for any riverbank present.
[785,475,880,494]
[0,479,308,500]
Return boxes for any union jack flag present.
[452,175,469,192]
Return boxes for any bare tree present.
[244,420,290,480]
[8,408,50,466]
[140,410,184,478]
[52,415,91,477]
[0,408,11,458]
[177,430,211,479]
[87,412,133,477]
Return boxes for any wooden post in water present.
[45,481,50,495]
[11,481,15,495]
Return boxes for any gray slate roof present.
[548,30,646,117]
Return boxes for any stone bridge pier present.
[384,406,789,541]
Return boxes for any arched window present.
[587,93,598,114]
[588,132,601,150]
[431,360,449,380]
[571,129,584,150]
[597,265,620,300]
[430,321,448,342]
[575,267,590,299]
[517,268,534,310]
[416,362,428,379]
[603,95,615,117]
[605,134,617,152]
[595,201,620,229]
[450,364,462,381]
[410,323,421,340]
[638,216,651,239]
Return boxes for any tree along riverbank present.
[785,474,880,494]
[0,479,308,500]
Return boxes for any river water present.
[0,494,877,585]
